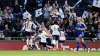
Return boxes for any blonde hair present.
[77,17,84,23]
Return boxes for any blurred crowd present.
[0,0,100,42]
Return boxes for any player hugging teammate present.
[37,20,66,50]
[22,19,67,50]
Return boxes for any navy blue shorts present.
[52,35,59,40]
[59,40,65,43]
[39,42,47,47]
[77,32,84,38]
[46,38,51,45]
[50,44,54,47]
[26,32,32,36]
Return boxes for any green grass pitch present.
[0,50,99,56]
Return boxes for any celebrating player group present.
[21,17,89,53]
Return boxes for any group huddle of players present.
[25,20,66,50]
[22,17,89,53]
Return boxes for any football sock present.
[35,43,39,49]
[82,43,88,50]
[56,41,58,49]
[76,42,80,51]
[60,43,63,48]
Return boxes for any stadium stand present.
[0,0,99,43]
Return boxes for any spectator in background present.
[57,18,63,29]
[3,25,11,37]
[47,0,50,5]
[94,12,99,23]
[50,6,59,18]
[13,19,22,37]
[54,0,59,9]
[89,26,96,42]
[4,18,11,29]
[13,0,20,13]
[79,0,89,8]
[91,16,100,33]
[97,25,100,40]
[97,16,100,25]
[0,8,3,17]
[69,9,77,25]
[13,0,21,18]
[7,10,14,20]
[88,11,93,24]
[43,4,49,18]
[46,0,52,6]
[0,18,4,38]
[66,21,75,39]
[47,4,52,13]
[4,6,11,13]
[97,17,100,40]
[63,18,69,30]
[43,4,50,24]
[19,0,27,9]
[63,0,72,18]
[2,7,13,20]
[46,17,53,29]
[2,9,8,20]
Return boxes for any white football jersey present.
[22,21,37,32]
[51,24,60,35]
[59,31,66,41]
[38,33,47,43]
[42,30,47,35]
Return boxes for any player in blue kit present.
[74,17,89,53]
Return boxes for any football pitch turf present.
[0,50,99,56]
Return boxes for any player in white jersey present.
[38,30,47,50]
[46,29,55,50]
[22,18,37,33]
[50,20,60,50]
[38,30,52,50]
[26,33,40,50]
[59,29,66,50]
[21,18,37,50]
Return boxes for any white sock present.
[29,39,33,47]
[26,39,29,45]
[56,41,58,49]
[60,43,63,48]
[35,43,39,49]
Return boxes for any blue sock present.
[82,43,88,50]
[76,42,80,51]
